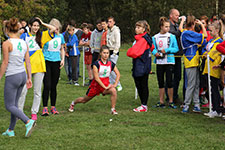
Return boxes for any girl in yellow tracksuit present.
[202,21,224,118]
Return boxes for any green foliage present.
[1,0,225,42]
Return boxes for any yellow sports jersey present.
[22,30,54,73]
[203,37,223,79]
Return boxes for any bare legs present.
[159,88,173,104]
[73,87,117,109]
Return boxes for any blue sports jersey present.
[181,30,206,68]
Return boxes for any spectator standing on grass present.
[179,15,207,113]
[90,19,104,64]
[199,15,213,108]
[101,19,108,47]
[152,17,179,109]
[0,18,36,137]
[68,45,120,115]
[41,19,65,116]
[66,25,80,86]
[127,20,154,112]
[80,23,93,86]
[166,8,182,104]
[70,20,83,78]
[62,22,71,81]
[107,16,122,91]
[202,21,224,118]
[18,17,56,120]
[216,38,225,121]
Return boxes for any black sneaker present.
[168,102,177,109]
[153,102,166,108]
[67,80,72,84]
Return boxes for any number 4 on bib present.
[17,42,22,52]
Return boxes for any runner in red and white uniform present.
[68,45,120,115]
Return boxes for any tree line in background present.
[1,0,225,42]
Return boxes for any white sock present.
[111,108,115,111]
[71,101,75,105]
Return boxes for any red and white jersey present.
[90,59,115,87]
[97,60,114,78]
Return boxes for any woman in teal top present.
[42,18,65,116]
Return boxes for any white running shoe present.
[116,85,123,91]
[111,108,118,115]
[68,104,74,112]
[204,111,222,118]
[133,106,147,112]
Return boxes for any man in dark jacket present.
[166,9,183,104]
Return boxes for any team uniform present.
[42,34,65,114]
[86,60,115,97]
[2,38,35,137]
[152,32,179,108]
[181,29,206,112]
[152,32,179,89]
[20,31,55,73]
[18,30,54,117]
[202,37,224,117]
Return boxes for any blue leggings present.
[4,72,29,130]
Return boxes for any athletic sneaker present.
[182,105,189,113]
[111,108,118,115]
[153,102,166,108]
[2,129,15,137]
[41,107,49,116]
[168,102,177,109]
[133,106,147,112]
[116,84,123,91]
[67,80,72,84]
[68,104,74,112]
[31,114,37,120]
[75,83,79,86]
[193,106,201,113]
[51,106,59,114]
[222,115,225,121]
[202,103,209,108]
[72,80,79,86]
[204,111,222,118]
[25,119,36,137]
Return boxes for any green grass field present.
[0,44,225,150]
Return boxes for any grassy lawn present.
[0,44,225,150]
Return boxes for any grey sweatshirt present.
[90,29,103,53]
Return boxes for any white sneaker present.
[133,106,147,112]
[204,111,222,118]
[116,85,123,91]
[111,108,118,115]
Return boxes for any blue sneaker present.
[2,129,15,137]
[25,119,36,137]
[182,105,189,113]
[169,102,177,109]
[193,106,201,113]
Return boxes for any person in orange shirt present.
[101,19,108,47]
